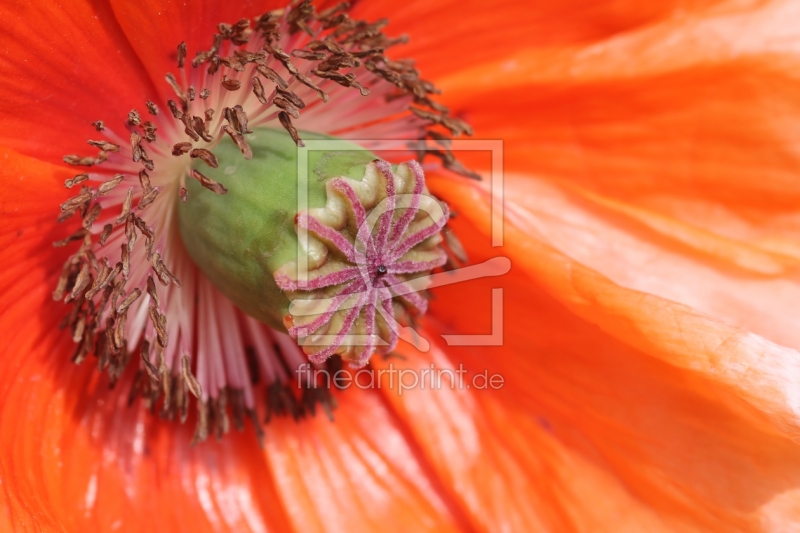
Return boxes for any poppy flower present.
[2,0,800,531]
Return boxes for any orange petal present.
[435,0,800,211]
[353,0,748,78]
[0,0,158,164]
[432,172,800,437]
[377,337,800,531]
[263,389,465,532]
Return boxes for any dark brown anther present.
[181,115,200,142]
[255,11,281,41]
[286,0,314,35]
[212,391,230,439]
[99,223,113,246]
[190,148,219,168]
[84,248,100,274]
[179,187,188,202]
[85,259,112,299]
[172,142,193,156]
[291,49,326,61]
[278,111,304,147]
[138,187,160,210]
[441,115,473,136]
[177,41,187,68]
[130,131,143,162]
[142,121,158,142]
[149,306,169,348]
[301,385,337,422]
[418,97,449,113]
[139,169,151,191]
[167,100,184,119]
[141,340,159,380]
[64,173,89,189]
[128,109,142,125]
[234,50,267,64]
[221,75,241,91]
[113,311,128,352]
[320,12,348,30]
[62,154,97,166]
[276,87,305,109]
[165,73,187,110]
[117,187,134,225]
[87,140,120,152]
[219,21,234,39]
[350,48,385,59]
[146,275,160,309]
[117,288,142,315]
[317,53,360,72]
[223,105,252,134]
[230,390,246,432]
[98,174,124,196]
[266,381,301,422]
[220,125,252,160]
[263,42,293,63]
[251,76,269,105]
[364,60,403,86]
[191,402,209,446]
[91,120,105,131]
[255,64,288,89]
[204,108,215,125]
[53,228,89,248]
[82,203,101,230]
[307,39,344,53]
[230,17,252,45]
[200,88,211,99]
[313,69,370,96]
[60,190,94,212]
[146,100,159,115]
[187,86,196,101]
[190,168,229,195]
[68,263,91,302]
[59,295,83,331]
[441,153,481,180]
[273,96,299,119]
[172,373,188,423]
[181,355,202,398]
[295,73,328,102]
[220,56,245,72]
[207,55,221,75]
[72,332,91,365]
[57,207,77,223]
[192,50,212,69]
[121,243,130,279]
[190,115,213,142]
[317,1,350,19]
[53,261,75,301]
[72,313,86,344]
[127,370,144,407]
[144,233,154,261]
[152,252,181,287]
[133,215,153,240]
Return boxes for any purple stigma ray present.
[275,160,448,366]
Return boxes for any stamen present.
[128,109,142,125]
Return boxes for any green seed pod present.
[178,129,376,330]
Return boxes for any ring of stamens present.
[52,0,474,444]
